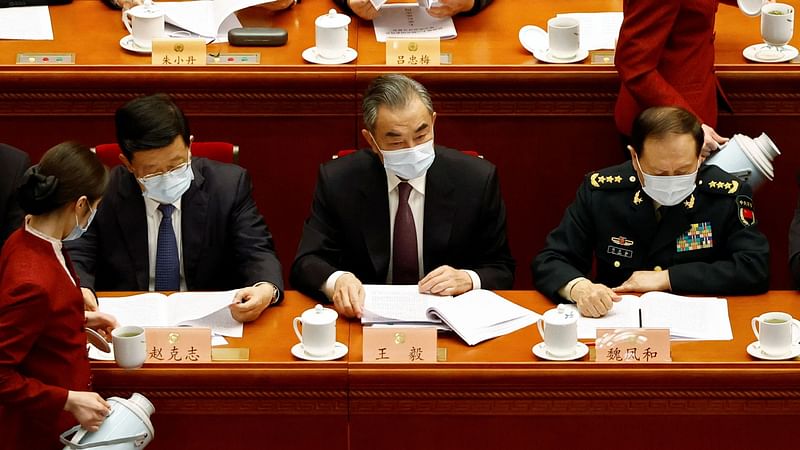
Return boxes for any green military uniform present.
[532,161,770,302]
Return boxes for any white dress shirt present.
[24,218,76,287]
[322,170,481,299]
[144,197,187,291]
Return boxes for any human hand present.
[418,265,473,296]
[85,311,117,341]
[81,288,98,312]
[570,280,621,317]
[332,273,365,318]
[231,284,275,322]
[613,270,671,294]
[701,124,729,159]
[348,0,380,20]
[64,391,111,432]
[427,0,475,18]
[258,0,295,12]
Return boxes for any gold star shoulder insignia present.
[614,175,623,183]
[708,181,717,188]
[633,190,643,205]
[590,172,601,187]
[727,180,739,194]
[683,194,695,209]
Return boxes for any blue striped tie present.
[155,204,180,291]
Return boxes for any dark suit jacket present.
[290,147,514,300]
[614,0,737,135]
[333,0,492,16]
[0,144,30,250]
[533,162,770,302]
[0,229,91,450]
[788,176,800,288]
[66,158,284,297]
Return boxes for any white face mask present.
[64,205,96,241]
[636,158,699,206]
[138,160,194,205]
[378,139,436,180]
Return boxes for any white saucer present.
[120,35,152,54]
[743,43,799,63]
[532,342,589,361]
[746,341,800,360]
[518,25,548,54]
[532,47,589,64]
[302,47,357,65]
[291,342,348,361]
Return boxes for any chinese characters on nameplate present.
[386,38,440,66]
[362,326,436,363]
[595,328,671,363]
[144,327,212,363]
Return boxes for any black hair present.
[630,106,704,157]
[17,142,108,215]
[115,93,191,161]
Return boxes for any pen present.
[638,309,642,328]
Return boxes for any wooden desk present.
[2,1,800,290]
[92,290,800,450]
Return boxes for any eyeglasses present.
[136,151,190,182]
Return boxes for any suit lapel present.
[422,153,455,273]
[117,172,149,291]
[180,165,207,289]
[359,157,390,281]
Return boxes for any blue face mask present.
[138,160,194,205]
[64,205,96,241]
[377,139,436,180]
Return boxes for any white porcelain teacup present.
[293,304,338,357]
[122,2,165,50]
[751,311,800,357]
[537,304,578,357]
[547,16,580,59]
[111,325,147,369]
[761,3,794,48]
[315,9,351,60]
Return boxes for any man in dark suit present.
[67,94,283,322]
[336,0,492,21]
[533,106,769,318]
[0,144,30,250]
[291,74,514,318]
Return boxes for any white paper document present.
[99,290,243,338]
[362,285,540,346]
[372,5,456,43]
[564,292,733,341]
[0,6,53,40]
[159,0,272,42]
[556,12,623,51]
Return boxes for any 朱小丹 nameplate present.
[362,326,436,362]
[596,328,671,362]
[386,38,440,66]
[144,327,211,363]
[152,38,207,66]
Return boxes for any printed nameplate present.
[145,327,211,363]
[386,38,440,66]
[596,328,671,362]
[152,38,207,66]
[363,326,436,362]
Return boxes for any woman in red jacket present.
[615,0,753,156]
[0,142,117,450]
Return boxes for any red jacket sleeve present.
[0,280,69,415]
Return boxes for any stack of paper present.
[159,0,274,42]
[564,292,733,340]
[0,5,53,40]
[372,5,456,43]
[362,285,540,346]
[99,290,243,338]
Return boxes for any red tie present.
[392,182,419,284]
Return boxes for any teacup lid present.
[129,0,163,18]
[518,25,548,54]
[737,0,763,16]
[301,304,338,325]
[316,9,351,28]
[542,304,578,325]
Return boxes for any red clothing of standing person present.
[0,227,92,450]
[615,0,738,137]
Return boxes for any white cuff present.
[462,269,481,291]
[321,271,349,300]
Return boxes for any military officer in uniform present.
[533,106,769,317]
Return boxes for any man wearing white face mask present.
[533,106,769,318]
[291,74,514,319]
[66,94,284,323]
